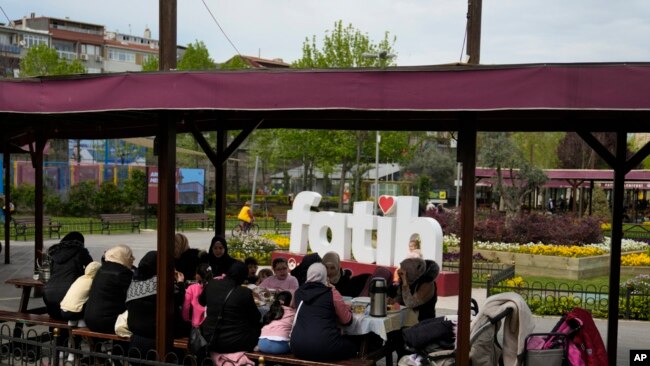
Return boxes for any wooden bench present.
[99,214,140,235]
[244,351,374,366]
[273,213,288,234]
[0,310,71,330]
[12,216,62,241]
[175,213,213,232]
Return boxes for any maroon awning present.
[2,63,650,114]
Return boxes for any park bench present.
[175,213,213,232]
[99,214,140,235]
[12,216,62,241]
[273,213,288,234]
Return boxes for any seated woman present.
[85,244,134,333]
[206,235,236,277]
[174,233,207,281]
[290,263,357,362]
[43,232,93,320]
[322,252,370,298]
[258,257,299,292]
[394,257,440,321]
[199,261,261,363]
[126,251,188,360]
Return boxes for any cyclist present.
[237,201,255,232]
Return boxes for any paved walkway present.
[0,231,645,365]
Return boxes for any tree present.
[19,44,86,171]
[511,132,564,168]
[19,44,86,77]
[177,40,216,70]
[141,56,159,71]
[479,132,548,225]
[590,185,611,222]
[292,20,397,68]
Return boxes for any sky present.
[2,0,650,66]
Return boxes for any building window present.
[108,49,136,63]
[23,34,48,48]
[81,44,101,56]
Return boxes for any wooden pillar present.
[606,132,626,365]
[34,136,45,271]
[156,115,176,357]
[158,0,177,71]
[456,118,476,366]
[3,150,10,264]
[215,129,227,235]
[466,0,482,64]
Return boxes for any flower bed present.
[446,235,649,280]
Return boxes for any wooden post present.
[3,149,10,264]
[456,117,477,366]
[466,0,482,64]
[34,136,45,271]
[215,129,228,235]
[156,115,176,357]
[159,0,177,71]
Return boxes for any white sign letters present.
[287,191,443,267]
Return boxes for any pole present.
[375,131,380,215]
[251,156,260,214]
[466,0,483,64]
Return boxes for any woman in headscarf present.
[206,235,236,277]
[85,244,134,333]
[43,231,93,320]
[395,257,440,321]
[290,263,357,362]
[290,252,321,286]
[126,251,188,359]
[322,251,370,298]
[199,261,261,362]
[174,233,206,281]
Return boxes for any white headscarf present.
[306,262,328,285]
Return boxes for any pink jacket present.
[259,275,299,292]
[182,283,206,327]
[260,305,296,340]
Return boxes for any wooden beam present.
[220,120,264,165]
[625,140,650,173]
[158,0,177,71]
[156,114,176,358]
[34,135,45,272]
[3,148,10,264]
[456,116,477,366]
[187,121,219,167]
[466,0,482,64]
[215,129,227,235]
[607,131,626,365]
[577,131,616,168]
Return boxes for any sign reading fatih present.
[287,191,443,267]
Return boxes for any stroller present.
[399,292,535,366]
[524,307,608,366]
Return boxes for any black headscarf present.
[226,260,248,286]
[134,251,157,281]
[207,235,236,276]
[62,231,84,244]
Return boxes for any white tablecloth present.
[343,308,418,341]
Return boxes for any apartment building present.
[0,21,50,77]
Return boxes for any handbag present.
[191,287,236,358]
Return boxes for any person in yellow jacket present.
[237,201,255,232]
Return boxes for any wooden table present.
[5,277,46,314]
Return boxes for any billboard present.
[147,167,205,205]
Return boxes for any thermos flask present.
[369,277,387,317]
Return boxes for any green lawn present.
[517,273,637,288]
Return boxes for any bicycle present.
[231,221,259,237]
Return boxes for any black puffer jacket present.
[43,240,93,319]
[175,248,207,281]
[85,261,133,333]
[290,282,357,361]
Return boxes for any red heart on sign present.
[378,195,396,215]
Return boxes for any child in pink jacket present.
[257,291,295,354]
[182,263,212,327]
